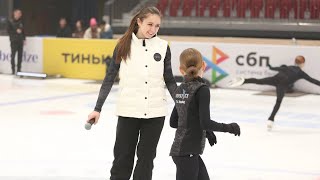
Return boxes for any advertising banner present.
[170,41,320,94]
[0,36,43,74]
[43,38,117,80]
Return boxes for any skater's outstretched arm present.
[170,106,178,128]
[268,64,287,71]
[197,86,222,131]
[301,71,320,86]
[94,47,120,112]
[198,86,240,136]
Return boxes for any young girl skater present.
[87,7,177,180]
[229,55,320,130]
[170,48,241,180]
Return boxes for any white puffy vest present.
[115,33,169,118]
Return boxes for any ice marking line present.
[215,164,320,176]
[0,92,96,107]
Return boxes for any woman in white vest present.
[87,6,177,180]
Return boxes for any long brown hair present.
[116,6,161,63]
[180,48,203,80]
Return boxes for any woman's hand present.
[87,111,100,125]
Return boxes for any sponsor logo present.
[202,47,229,83]
[175,89,189,104]
[0,50,38,63]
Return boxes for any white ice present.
[0,75,319,180]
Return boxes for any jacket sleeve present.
[170,106,178,128]
[94,46,120,112]
[6,19,14,37]
[197,86,229,132]
[163,45,177,99]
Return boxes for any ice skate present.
[267,120,274,131]
[228,77,245,87]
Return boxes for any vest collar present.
[184,76,206,83]
[132,32,141,41]
[132,33,157,47]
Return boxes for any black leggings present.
[10,41,23,73]
[172,155,210,180]
[110,116,165,180]
[245,77,289,121]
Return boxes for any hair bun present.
[186,66,198,78]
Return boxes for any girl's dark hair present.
[76,20,83,26]
[115,6,161,63]
[295,55,305,65]
[13,9,22,13]
[12,9,22,18]
[179,48,203,80]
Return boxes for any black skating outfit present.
[170,77,240,180]
[244,65,320,121]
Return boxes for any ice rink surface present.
[0,75,319,180]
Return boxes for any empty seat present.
[310,0,320,19]
[265,0,278,18]
[182,0,195,16]
[250,0,263,18]
[157,0,168,14]
[170,0,180,16]
[279,0,292,19]
[223,0,235,17]
[293,0,308,19]
[236,0,249,18]
[209,0,221,17]
[197,0,208,16]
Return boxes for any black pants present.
[172,155,210,180]
[10,41,23,74]
[245,77,289,121]
[110,116,165,180]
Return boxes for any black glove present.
[206,131,217,146]
[223,123,241,136]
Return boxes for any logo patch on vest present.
[175,89,189,104]
[154,53,161,62]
